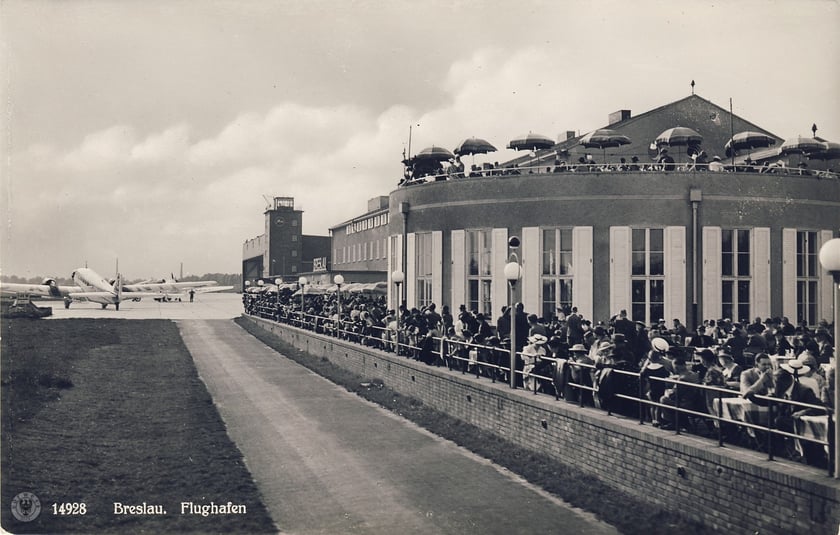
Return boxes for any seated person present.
[717,350,743,389]
[627,156,641,171]
[658,357,702,429]
[740,353,773,397]
[553,158,568,172]
[708,155,725,172]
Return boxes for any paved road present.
[178,319,617,535]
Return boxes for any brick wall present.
[245,316,840,534]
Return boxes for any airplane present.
[2,268,231,309]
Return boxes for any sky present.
[1,0,839,280]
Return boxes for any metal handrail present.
[244,303,834,474]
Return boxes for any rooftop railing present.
[398,162,839,187]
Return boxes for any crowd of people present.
[398,150,837,187]
[243,288,836,469]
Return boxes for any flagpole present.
[730,98,735,167]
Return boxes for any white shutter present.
[820,230,835,323]
[751,227,771,320]
[491,228,508,321]
[702,226,721,322]
[406,233,416,308]
[664,226,686,324]
[610,226,631,315]
[782,228,797,322]
[522,226,540,315]
[572,226,594,320]
[432,230,443,308]
[451,229,466,311]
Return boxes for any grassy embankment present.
[1,318,275,534]
[235,317,713,535]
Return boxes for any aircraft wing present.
[122,280,219,293]
[1,281,74,299]
[193,286,235,294]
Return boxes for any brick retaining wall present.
[244,316,840,534]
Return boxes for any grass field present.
[1,318,276,534]
[235,317,712,535]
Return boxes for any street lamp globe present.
[298,276,308,286]
[274,278,282,286]
[819,238,840,277]
[392,270,405,284]
[504,261,522,283]
[333,274,345,286]
[257,280,264,286]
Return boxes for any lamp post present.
[298,276,308,328]
[333,274,344,338]
[504,236,522,389]
[274,278,282,321]
[392,270,405,354]
[818,238,840,478]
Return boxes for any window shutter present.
[702,226,721,321]
[820,230,835,323]
[432,231,443,307]
[572,226,594,320]
[406,233,416,308]
[664,226,686,324]
[491,228,508,321]
[450,229,466,311]
[751,227,771,320]
[522,227,540,315]
[609,226,631,315]
[781,228,797,321]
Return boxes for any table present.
[794,414,830,457]
[712,396,770,438]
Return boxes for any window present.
[291,234,298,242]
[721,229,751,322]
[796,231,819,325]
[631,228,664,323]
[416,233,433,309]
[291,250,297,257]
[292,219,298,227]
[466,229,492,315]
[541,228,573,318]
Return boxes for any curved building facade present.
[386,169,840,328]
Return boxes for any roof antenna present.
[691,80,695,95]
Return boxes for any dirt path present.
[178,319,617,535]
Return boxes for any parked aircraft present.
[3,268,232,309]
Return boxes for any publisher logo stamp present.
[11,492,41,522]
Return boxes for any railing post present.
[674,381,681,435]
[767,400,775,461]
[717,389,724,447]
[638,371,645,425]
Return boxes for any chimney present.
[608,110,631,125]
[565,130,576,140]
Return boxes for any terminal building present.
[245,94,840,328]
[241,197,330,285]
[382,94,839,329]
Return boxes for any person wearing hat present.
[717,350,743,389]
[708,155,725,172]
[640,347,674,426]
[567,343,594,405]
[522,334,548,391]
